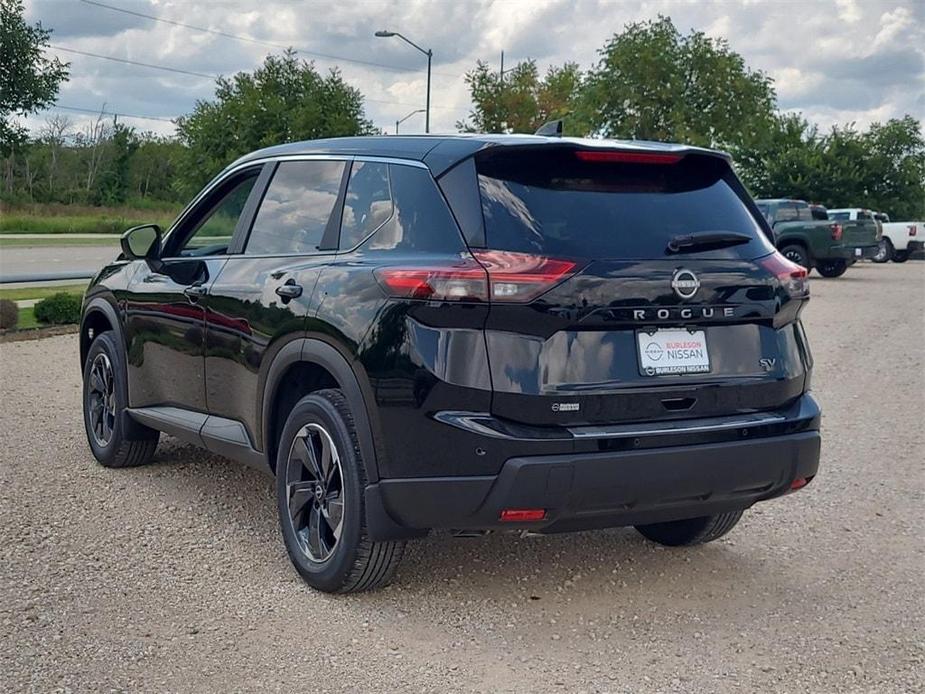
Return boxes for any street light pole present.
[375,30,433,133]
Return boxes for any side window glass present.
[795,204,812,222]
[178,174,258,257]
[340,161,392,250]
[776,204,798,223]
[245,160,345,255]
[364,165,464,253]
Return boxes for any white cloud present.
[21,0,925,139]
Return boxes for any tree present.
[0,0,69,154]
[458,59,581,134]
[575,16,776,148]
[175,50,374,195]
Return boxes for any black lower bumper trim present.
[371,430,820,534]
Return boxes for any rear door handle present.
[275,281,303,300]
[183,284,208,301]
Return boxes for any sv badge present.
[759,358,776,371]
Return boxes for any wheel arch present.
[261,338,382,483]
[80,296,123,369]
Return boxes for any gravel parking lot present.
[1,262,922,693]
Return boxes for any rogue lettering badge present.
[671,268,700,300]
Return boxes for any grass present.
[1,202,180,235]
[16,306,39,330]
[0,236,121,247]
[0,283,87,302]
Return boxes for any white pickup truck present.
[870,212,923,263]
[830,209,922,263]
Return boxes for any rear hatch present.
[471,146,811,427]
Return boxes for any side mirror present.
[120,224,162,261]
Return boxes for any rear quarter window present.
[476,149,772,260]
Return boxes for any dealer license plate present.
[637,329,710,376]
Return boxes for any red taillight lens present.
[471,250,578,302]
[374,259,488,302]
[830,223,843,241]
[575,150,684,165]
[500,509,546,522]
[759,252,809,299]
[375,252,579,303]
[909,225,917,237]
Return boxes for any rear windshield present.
[476,149,772,260]
[828,211,850,221]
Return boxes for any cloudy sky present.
[22,0,925,138]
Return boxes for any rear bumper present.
[368,394,821,536]
[833,243,878,261]
[907,240,923,253]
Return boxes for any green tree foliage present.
[576,16,776,148]
[175,50,374,195]
[0,0,69,154]
[738,115,925,218]
[1,114,183,205]
[458,59,581,134]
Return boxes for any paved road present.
[1,262,922,693]
[0,243,117,282]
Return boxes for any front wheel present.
[779,244,810,270]
[276,389,405,593]
[816,259,849,277]
[636,511,743,546]
[82,332,159,468]
[873,238,893,263]
[892,249,910,263]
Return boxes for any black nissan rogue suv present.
[80,135,821,593]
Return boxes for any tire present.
[892,249,910,263]
[779,244,810,270]
[276,388,405,593]
[816,259,849,278]
[636,510,743,547]
[82,332,159,468]
[873,238,893,263]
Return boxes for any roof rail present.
[534,120,563,137]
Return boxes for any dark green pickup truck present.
[755,199,881,277]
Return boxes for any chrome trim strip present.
[165,153,428,243]
[568,413,785,439]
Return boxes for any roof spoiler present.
[534,120,563,137]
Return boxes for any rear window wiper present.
[666,231,752,254]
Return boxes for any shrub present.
[0,299,18,330]
[34,293,82,325]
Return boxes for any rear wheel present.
[816,259,848,277]
[892,249,910,263]
[780,244,810,270]
[82,332,159,468]
[636,511,743,546]
[276,388,405,593]
[873,238,893,263]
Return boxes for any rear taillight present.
[374,259,488,302]
[575,150,683,165]
[909,225,917,237]
[471,250,578,302]
[758,252,809,299]
[830,223,843,241]
[374,251,580,303]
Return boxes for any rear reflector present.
[758,252,809,299]
[374,251,579,303]
[500,509,546,522]
[790,477,809,491]
[575,150,684,165]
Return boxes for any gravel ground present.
[1,262,923,693]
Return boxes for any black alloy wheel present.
[87,352,116,447]
[284,423,345,563]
